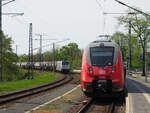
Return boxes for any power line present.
[34,34,57,70]
[96,0,104,13]
[32,38,69,51]
[2,13,24,16]
[103,12,143,15]
[2,0,15,6]
[114,0,150,17]
[96,0,107,34]
[34,34,46,68]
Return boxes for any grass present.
[73,73,80,77]
[0,71,57,92]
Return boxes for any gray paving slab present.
[0,84,77,113]
[126,78,150,113]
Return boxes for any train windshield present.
[90,47,114,66]
[62,62,69,65]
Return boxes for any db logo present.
[99,70,106,74]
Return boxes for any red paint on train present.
[81,40,127,99]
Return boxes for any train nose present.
[91,66,113,79]
[93,67,111,74]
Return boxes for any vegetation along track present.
[0,73,73,106]
[78,99,115,113]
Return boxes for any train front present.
[81,40,125,98]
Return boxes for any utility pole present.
[40,35,42,68]
[53,43,55,72]
[0,0,2,81]
[144,27,150,81]
[35,34,43,70]
[145,27,147,81]
[30,23,33,79]
[16,45,17,55]
[28,23,33,79]
[15,44,18,61]
[128,20,132,75]
[34,35,56,71]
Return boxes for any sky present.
[2,0,150,55]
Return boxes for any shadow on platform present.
[126,78,150,93]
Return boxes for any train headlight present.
[88,66,93,74]
[112,66,116,73]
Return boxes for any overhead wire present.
[96,0,107,35]
[96,0,104,13]
[3,1,54,54]
[103,0,107,34]
[4,0,72,55]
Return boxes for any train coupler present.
[92,80,112,93]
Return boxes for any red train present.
[81,40,127,99]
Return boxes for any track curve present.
[0,73,73,106]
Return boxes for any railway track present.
[0,73,73,106]
[78,99,115,113]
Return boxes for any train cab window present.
[90,47,114,66]
[62,62,69,65]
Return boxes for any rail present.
[0,74,73,105]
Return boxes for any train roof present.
[87,40,119,49]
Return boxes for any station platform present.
[126,76,150,113]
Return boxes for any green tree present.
[18,54,28,62]
[111,32,142,69]
[58,43,82,70]
[1,33,24,81]
[118,10,150,75]
[111,32,128,61]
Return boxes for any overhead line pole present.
[0,0,2,81]
[35,34,48,71]
[53,43,55,72]
[128,20,131,75]
[31,26,33,79]
[37,34,43,70]
[16,44,18,60]
[28,23,33,79]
